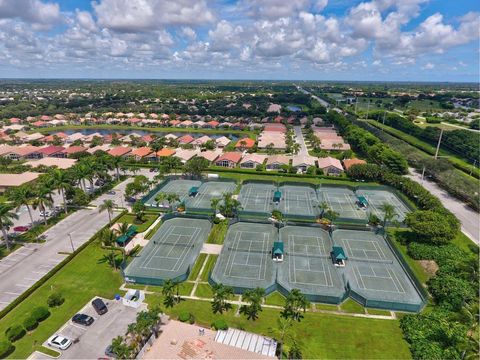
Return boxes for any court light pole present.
[68,233,75,252]
[434,129,444,159]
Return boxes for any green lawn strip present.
[264,291,286,307]
[178,282,195,297]
[34,125,254,137]
[366,308,392,316]
[452,231,479,254]
[388,230,431,284]
[144,220,162,240]
[0,241,123,359]
[35,346,60,357]
[115,213,158,233]
[199,255,218,282]
[340,299,366,314]
[145,296,411,359]
[188,254,207,281]
[195,283,214,298]
[124,283,147,290]
[207,222,228,244]
[366,120,479,179]
[314,303,339,311]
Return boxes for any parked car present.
[13,226,30,232]
[39,211,51,217]
[92,298,108,315]
[72,313,94,326]
[47,335,72,350]
[105,345,115,358]
[107,190,116,195]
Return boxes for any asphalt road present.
[407,168,479,245]
[0,178,132,311]
[293,126,308,156]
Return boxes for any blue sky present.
[0,0,478,81]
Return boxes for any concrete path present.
[407,168,479,245]
[201,244,222,255]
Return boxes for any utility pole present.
[68,233,75,252]
[421,166,426,185]
[434,129,444,159]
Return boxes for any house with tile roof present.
[342,158,367,170]
[215,152,242,168]
[156,148,176,158]
[215,136,231,148]
[240,153,267,169]
[129,147,153,161]
[178,135,195,145]
[266,155,290,170]
[317,156,344,176]
[108,146,132,157]
[235,137,255,150]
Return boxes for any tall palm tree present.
[318,201,330,218]
[210,198,220,215]
[379,203,397,228]
[0,204,19,251]
[51,169,71,214]
[32,185,54,226]
[98,227,117,269]
[99,199,116,224]
[268,317,293,358]
[162,280,176,308]
[8,186,35,226]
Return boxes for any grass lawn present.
[207,222,228,244]
[199,255,218,282]
[340,299,366,314]
[367,308,392,316]
[115,213,158,233]
[145,295,412,359]
[0,240,123,359]
[264,291,286,307]
[188,254,207,281]
[314,303,339,311]
[452,231,479,254]
[144,220,162,240]
[195,283,214,298]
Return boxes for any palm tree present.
[318,201,329,218]
[210,197,220,215]
[281,289,310,322]
[32,185,54,226]
[0,204,18,251]
[8,186,35,226]
[212,284,234,314]
[323,209,339,227]
[51,169,71,214]
[240,287,265,320]
[99,199,116,224]
[291,143,301,154]
[379,203,397,228]
[155,192,167,207]
[162,279,176,308]
[166,193,180,211]
[268,317,293,358]
[98,227,117,269]
[108,155,123,181]
[115,222,130,237]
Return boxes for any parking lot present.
[44,297,146,359]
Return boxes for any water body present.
[60,128,239,141]
[286,105,301,112]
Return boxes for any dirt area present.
[418,260,439,277]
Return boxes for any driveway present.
[44,297,147,359]
[407,168,479,245]
[293,126,308,156]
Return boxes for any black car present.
[91,298,108,315]
[72,313,94,326]
[105,345,115,358]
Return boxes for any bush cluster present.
[211,319,228,330]
[5,325,25,342]
[178,311,195,324]
[47,292,65,308]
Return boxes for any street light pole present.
[68,233,75,252]
[434,129,444,160]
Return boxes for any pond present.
[60,129,239,141]
[286,105,302,112]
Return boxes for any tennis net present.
[227,246,271,254]
[286,252,330,259]
[153,240,195,248]
[349,257,393,264]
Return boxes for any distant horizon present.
[0,78,477,85]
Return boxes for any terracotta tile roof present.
[108,146,131,157]
[178,135,194,144]
[156,148,176,157]
[62,146,87,155]
[235,138,255,149]
[343,158,366,170]
[130,147,152,158]
[216,152,242,164]
[38,145,65,156]
[317,156,343,170]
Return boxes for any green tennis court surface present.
[277,226,345,303]
[210,222,277,292]
[317,187,367,220]
[238,182,276,214]
[124,217,211,285]
[185,181,236,211]
[143,179,201,207]
[355,189,410,221]
[333,230,424,311]
[277,184,319,218]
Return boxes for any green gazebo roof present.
[332,246,347,260]
[273,241,284,255]
[273,191,282,201]
[116,234,129,244]
[357,195,368,206]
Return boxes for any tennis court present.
[333,229,424,311]
[185,181,236,211]
[277,184,319,218]
[143,179,201,207]
[317,187,367,220]
[238,182,276,214]
[210,222,277,292]
[123,217,211,285]
[355,189,410,221]
[277,226,345,302]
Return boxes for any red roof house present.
[215,152,242,168]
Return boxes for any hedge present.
[31,307,50,322]
[0,210,127,322]
[178,311,195,324]
[23,316,38,331]
[211,319,228,330]
[5,325,25,342]
[47,292,65,308]
[0,340,13,358]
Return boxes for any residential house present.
[292,155,316,172]
[178,135,194,145]
[62,146,87,157]
[215,136,231,148]
[0,172,40,193]
[266,155,290,170]
[191,135,212,147]
[214,152,242,168]
[66,132,85,144]
[174,149,197,163]
[129,147,153,161]
[87,144,111,154]
[317,157,344,176]
[196,150,222,163]
[25,157,77,170]
[156,148,176,158]
[343,158,367,171]
[108,146,132,158]
[240,153,267,169]
[164,133,178,140]
[3,146,43,160]
[38,145,65,158]
[235,138,255,150]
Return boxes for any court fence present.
[121,265,191,286]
